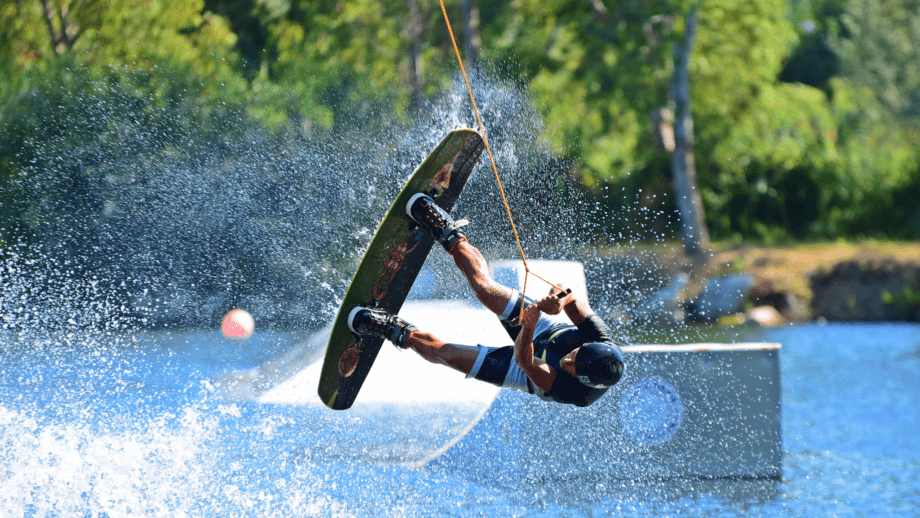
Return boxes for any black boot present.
[347,306,417,348]
[405,193,466,252]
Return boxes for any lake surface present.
[2,323,918,517]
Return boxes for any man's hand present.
[520,301,541,327]
[535,287,568,315]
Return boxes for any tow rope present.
[438,0,562,304]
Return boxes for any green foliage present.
[482,0,666,186]
[2,0,920,252]
[831,0,920,119]
[0,0,240,81]
[883,285,920,321]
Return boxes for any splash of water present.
[1,68,612,335]
[0,65,731,516]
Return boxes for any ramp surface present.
[215,272,782,478]
[424,343,783,481]
[215,300,508,463]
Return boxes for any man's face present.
[559,347,580,377]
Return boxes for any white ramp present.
[213,300,507,463]
[256,300,505,408]
[214,258,782,479]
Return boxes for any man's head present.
[560,343,624,388]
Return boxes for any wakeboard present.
[318,129,485,410]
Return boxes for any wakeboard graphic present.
[318,129,484,410]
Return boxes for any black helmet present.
[574,342,625,388]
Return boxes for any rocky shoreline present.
[810,260,920,322]
[589,242,920,326]
[709,245,920,324]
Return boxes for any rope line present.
[438,0,561,303]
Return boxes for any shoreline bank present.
[704,241,920,324]
[587,240,920,326]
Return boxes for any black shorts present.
[466,344,534,393]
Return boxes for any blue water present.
[1,323,919,517]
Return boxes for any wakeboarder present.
[347,193,624,407]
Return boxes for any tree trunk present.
[670,9,709,256]
[460,0,480,67]
[406,0,423,108]
[40,0,82,54]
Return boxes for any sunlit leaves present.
[1,0,239,81]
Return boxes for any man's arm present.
[562,290,593,326]
[560,289,615,343]
[513,301,557,393]
[541,286,593,326]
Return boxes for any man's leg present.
[348,305,480,376]
[403,330,480,375]
[405,192,530,342]
[405,330,527,391]
[448,240,514,317]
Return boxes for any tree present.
[831,0,920,120]
[460,0,480,67]
[669,8,709,255]
[1,0,240,87]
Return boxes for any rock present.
[688,274,755,321]
[745,305,785,326]
[749,278,810,322]
[632,272,690,323]
[810,260,920,321]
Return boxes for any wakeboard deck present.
[318,129,485,410]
